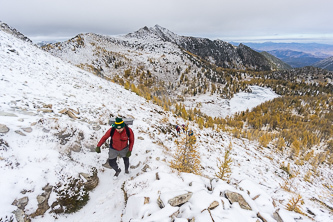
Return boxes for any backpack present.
[110,124,131,147]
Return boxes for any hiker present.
[176,125,181,135]
[96,117,135,177]
[188,130,193,137]
[182,124,186,133]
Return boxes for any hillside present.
[260,51,292,70]
[265,50,323,68]
[313,56,333,71]
[1,24,333,222]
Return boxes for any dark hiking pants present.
[109,157,129,172]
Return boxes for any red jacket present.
[97,127,135,151]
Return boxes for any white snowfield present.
[0,30,332,222]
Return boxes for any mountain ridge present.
[44,24,288,72]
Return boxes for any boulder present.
[224,190,252,210]
[168,192,193,207]
[0,124,9,133]
[79,168,99,191]
[12,196,29,210]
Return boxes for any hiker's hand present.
[96,146,101,153]
[126,151,131,157]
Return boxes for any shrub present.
[51,175,89,214]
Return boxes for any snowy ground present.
[1,30,332,222]
[183,86,279,118]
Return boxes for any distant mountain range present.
[40,25,290,87]
[231,42,333,70]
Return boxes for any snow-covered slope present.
[1,29,332,222]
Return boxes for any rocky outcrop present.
[30,184,53,218]
[0,21,32,43]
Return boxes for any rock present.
[22,127,32,133]
[70,142,82,152]
[170,208,180,220]
[168,192,193,207]
[79,168,99,191]
[157,195,165,208]
[37,109,53,113]
[15,130,26,136]
[130,161,141,169]
[66,110,78,119]
[12,208,30,222]
[141,164,151,172]
[273,209,284,222]
[144,197,150,204]
[12,196,29,210]
[43,104,52,109]
[0,138,9,150]
[138,136,144,140]
[0,124,10,133]
[92,125,101,131]
[55,131,72,145]
[208,201,219,210]
[257,212,268,222]
[30,184,53,218]
[0,111,17,117]
[224,190,252,210]
[20,111,37,116]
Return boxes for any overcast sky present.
[1,0,333,44]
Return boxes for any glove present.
[96,146,101,153]
[126,151,132,158]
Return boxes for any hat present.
[114,117,125,129]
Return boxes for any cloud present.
[1,0,332,43]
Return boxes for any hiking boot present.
[114,169,121,177]
[125,169,129,174]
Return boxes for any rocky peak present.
[149,24,181,43]
[125,25,160,40]
[0,21,32,43]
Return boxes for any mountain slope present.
[260,51,292,69]
[313,56,333,71]
[265,49,323,68]
[1,26,332,222]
